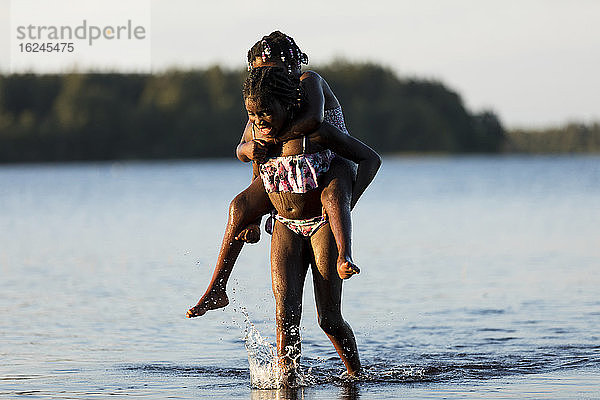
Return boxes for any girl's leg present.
[309,223,361,375]
[270,220,309,386]
[320,156,359,279]
[187,178,272,318]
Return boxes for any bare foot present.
[277,365,298,388]
[337,257,360,280]
[186,290,229,318]
[340,369,363,381]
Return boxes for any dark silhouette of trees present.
[319,62,505,153]
[506,123,600,153]
[0,63,511,163]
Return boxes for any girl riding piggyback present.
[187,31,380,319]
[240,65,380,381]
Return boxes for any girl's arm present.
[276,71,325,141]
[237,120,274,164]
[312,122,382,208]
[236,121,255,162]
[234,122,264,243]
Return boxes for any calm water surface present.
[1,155,599,399]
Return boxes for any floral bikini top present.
[256,106,348,194]
[259,136,334,193]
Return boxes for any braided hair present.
[243,66,304,121]
[247,31,309,74]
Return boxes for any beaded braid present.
[247,31,309,74]
[243,66,304,121]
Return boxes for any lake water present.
[1,155,599,399]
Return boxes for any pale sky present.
[2,0,599,128]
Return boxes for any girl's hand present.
[337,259,360,279]
[245,139,269,163]
[235,224,261,243]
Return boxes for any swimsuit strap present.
[302,135,306,154]
[251,123,256,140]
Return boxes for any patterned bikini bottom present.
[266,212,328,237]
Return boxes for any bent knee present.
[317,312,345,334]
[228,193,250,223]
[321,180,349,208]
[320,183,337,204]
[329,156,357,181]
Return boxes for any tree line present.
[0,62,521,163]
[506,123,600,153]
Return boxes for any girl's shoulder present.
[300,69,322,82]
[300,70,339,110]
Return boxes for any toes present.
[186,306,206,318]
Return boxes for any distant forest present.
[0,62,597,163]
[506,123,600,153]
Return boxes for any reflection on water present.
[1,156,599,399]
[338,383,361,400]
[250,383,360,400]
[250,387,306,400]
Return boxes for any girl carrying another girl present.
[186,32,376,321]
[242,66,380,383]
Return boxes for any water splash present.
[244,317,281,389]
[240,309,312,389]
[238,308,429,388]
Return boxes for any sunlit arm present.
[312,121,382,209]
[236,121,254,162]
[277,71,325,141]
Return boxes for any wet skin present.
[264,132,365,378]
[185,85,362,317]
[245,59,361,278]
[186,65,379,380]
[242,91,360,275]
[244,95,380,378]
